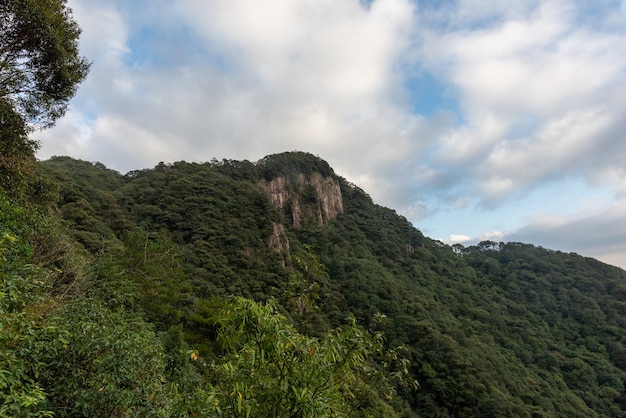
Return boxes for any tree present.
[209,297,404,417]
[0,0,89,129]
[0,98,36,197]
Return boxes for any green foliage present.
[0,192,174,417]
[257,151,335,180]
[35,292,171,417]
[115,161,287,301]
[0,99,36,198]
[38,156,131,251]
[160,325,220,416]
[0,196,54,417]
[0,0,90,128]
[281,244,331,334]
[97,228,190,329]
[34,153,626,417]
[209,297,397,417]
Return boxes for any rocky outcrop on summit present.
[308,172,344,225]
[258,172,344,228]
[260,176,290,210]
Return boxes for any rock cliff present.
[258,172,344,229]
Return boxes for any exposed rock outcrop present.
[308,172,344,225]
[268,222,290,266]
[262,176,289,209]
[258,172,344,229]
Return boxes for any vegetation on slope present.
[35,153,626,417]
[3,2,626,416]
[1,2,401,415]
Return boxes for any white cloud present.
[477,107,616,204]
[436,113,507,165]
[39,0,427,174]
[592,167,626,197]
[449,234,471,243]
[479,230,506,242]
[176,0,413,98]
[413,0,626,207]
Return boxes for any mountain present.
[26,152,626,416]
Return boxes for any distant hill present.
[38,151,626,417]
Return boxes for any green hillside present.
[21,152,625,417]
[5,2,623,416]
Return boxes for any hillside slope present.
[39,152,626,417]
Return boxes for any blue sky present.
[35,0,626,269]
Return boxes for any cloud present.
[39,1,432,175]
[448,234,471,243]
[505,201,626,269]
[477,107,619,205]
[412,0,626,208]
[175,0,413,93]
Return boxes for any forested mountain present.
[15,151,623,417]
[3,2,626,416]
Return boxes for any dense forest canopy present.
[23,152,626,417]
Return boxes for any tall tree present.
[0,98,34,196]
[0,0,89,129]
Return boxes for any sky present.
[34,0,626,269]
